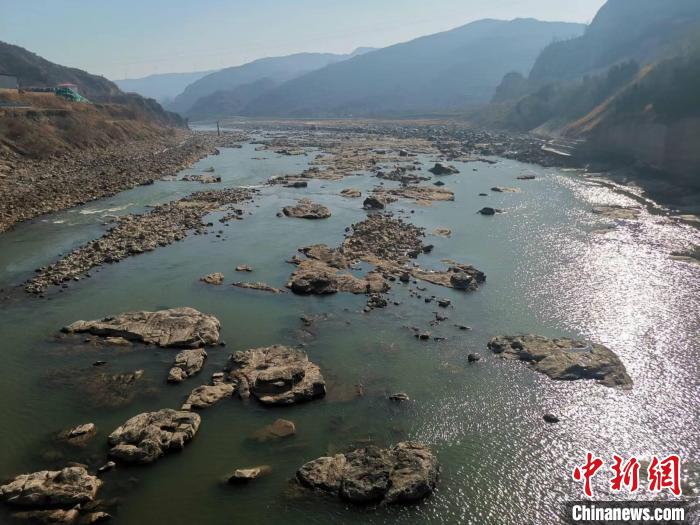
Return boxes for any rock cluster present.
[108,409,201,463]
[296,442,438,505]
[288,260,388,295]
[372,186,454,204]
[342,215,425,263]
[26,187,255,294]
[488,335,632,388]
[63,307,221,348]
[226,345,325,405]
[232,281,286,293]
[201,273,224,285]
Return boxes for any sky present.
[1,0,607,80]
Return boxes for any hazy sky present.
[2,0,606,80]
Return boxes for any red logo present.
[573,454,682,497]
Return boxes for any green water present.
[0,140,698,524]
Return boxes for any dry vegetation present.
[0,90,177,158]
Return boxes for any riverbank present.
[0,130,248,233]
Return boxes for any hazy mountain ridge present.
[114,70,217,104]
[240,18,585,117]
[168,52,359,114]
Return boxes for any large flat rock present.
[296,442,438,504]
[488,335,632,388]
[0,467,101,508]
[63,307,220,348]
[108,408,201,463]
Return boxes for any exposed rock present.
[97,462,115,474]
[200,273,224,285]
[235,265,253,272]
[11,508,80,523]
[437,298,451,307]
[362,196,386,210]
[296,442,438,505]
[428,163,459,175]
[340,188,361,198]
[226,345,325,405]
[488,335,632,388]
[411,264,485,292]
[490,186,520,193]
[478,207,499,216]
[283,199,331,219]
[232,281,286,293]
[62,308,220,348]
[543,413,560,424]
[183,383,236,409]
[467,353,481,363]
[298,244,348,269]
[101,337,130,347]
[227,465,272,484]
[58,423,97,446]
[181,174,221,183]
[25,187,255,294]
[0,467,101,508]
[253,419,296,442]
[342,215,425,264]
[288,260,387,295]
[107,409,201,463]
[373,186,454,204]
[389,393,410,402]
[432,228,451,237]
[517,175,536,180]
[286,181,308,188]
[591,205,641,220]
[167,348,207,383]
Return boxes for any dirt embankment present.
[0,91,251,232]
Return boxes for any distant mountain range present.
[166,19,584,120]
[114,70,216,105]
[241,18,584,118]
[167,50,374,115]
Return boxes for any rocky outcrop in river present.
[488,335,632,388]
[226,345,325,405]
[168,348,207,382]
[296,442,438,505]
[0,467,101,508]
[63,307,220,348]
[108,409,201,463]
[282,199,331,219]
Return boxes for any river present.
[0,135,698,524]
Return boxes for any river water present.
[0,138,698,524]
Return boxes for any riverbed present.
[0,133,698,524]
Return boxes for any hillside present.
[169,52,357,115]
[0,41,121,101]
[0,90,179,158]
[241,18,584,117]
[114,70,217,104]
[529,0,700,84]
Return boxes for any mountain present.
[186,78,278,120]
[0,41,121,101]
[241,18,585,117]
[114,70,217,104]
[528,0,700,85]
[168,52,358,114]
[472,0,700,205]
